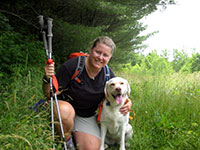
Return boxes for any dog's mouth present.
[112,94,123,104]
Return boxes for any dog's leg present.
[126,124,133,140]
[125,124,133,147]
[100,124,107,150]
[119,124,126,150]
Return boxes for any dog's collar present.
[97,98,136,123]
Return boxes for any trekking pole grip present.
[47,18,53,59]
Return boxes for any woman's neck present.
[86,57,101,79]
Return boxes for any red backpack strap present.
[68,52,89,59]
[71,56,85,84]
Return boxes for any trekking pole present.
[46,18,68,150]
[38,15,67,150]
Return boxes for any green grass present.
[1,70,200,149]
[117,72,200,150]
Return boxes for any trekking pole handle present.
[38,15,49,57]
[37,15,44,32]
[47,18,53,59]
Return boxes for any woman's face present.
[89,42,112,70]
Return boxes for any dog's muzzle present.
[112,93,123,104]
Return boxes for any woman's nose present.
[98,53,104,59]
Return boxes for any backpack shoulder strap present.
[104,65,110,82]
[71,56,109,83]
[71,56,85,84]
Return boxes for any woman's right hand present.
[44,62,55,79]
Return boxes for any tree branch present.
[0,9,39,29]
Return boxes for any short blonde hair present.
[91,36,116,54]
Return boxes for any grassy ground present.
[117,72,200,150]
[0,70,200,149]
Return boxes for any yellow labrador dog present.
[100,77,133,150]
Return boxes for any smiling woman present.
[43,36,132,150]
[141,0,200,58]
[86,43,112,79]
[86,37,115,80]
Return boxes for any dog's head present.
[104,77,131,105]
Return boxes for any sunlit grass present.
[117,71,200,150]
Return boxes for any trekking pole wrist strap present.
[43,75,50,83]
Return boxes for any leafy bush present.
[0,31,45,85]
[0,13,12,32]
[120,51,174,75]
[191,53,200,72]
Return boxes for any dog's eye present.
[110,83,115,86]
[120,82,124,85]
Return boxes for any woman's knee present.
[54,101,75,120]
[74,132,101,150]
[77,141,100,150]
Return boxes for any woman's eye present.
[95,50,101,55]
[103,54,109,57]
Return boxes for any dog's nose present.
[116,87,121,92]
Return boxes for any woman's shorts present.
[73,115,101,139]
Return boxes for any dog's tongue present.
[116,95,123,104]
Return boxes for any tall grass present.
[117,71,200,150]
[0,67,53,150]
[1,67,200,149]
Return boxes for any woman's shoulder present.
[56,57,79,76]
[62,57,80,70]
[63,56,79,65]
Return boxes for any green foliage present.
[0,66,53,150]
[120,51,174,75]
[0,0,170,66]
[116,50,200,75]
[172,50,200,73]
[191,53,200,72]
[0,30,45,85]
[52,19,104,65]
[116,71,200,150]
[172,49,188,72]
[0,13,12,32]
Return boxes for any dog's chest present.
[101,105,128,135]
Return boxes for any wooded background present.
[1,0,200,87]
[0,0,173,66]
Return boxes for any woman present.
[43,36,132,150]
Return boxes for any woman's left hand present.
[120,100,132,115]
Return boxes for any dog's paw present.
[119,145,126,150]
[100,144,108,150]
[104,144,108,149]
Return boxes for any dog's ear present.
[126,80,131,96]
[104,81,109,97]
